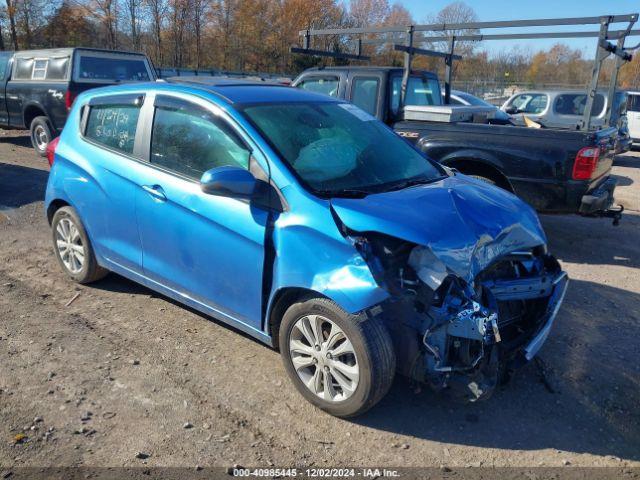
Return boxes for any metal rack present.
[291,14,640,130]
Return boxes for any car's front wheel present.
[51,206,108,284]
[279,296,396,417]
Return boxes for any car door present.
[628,94,640,140]
[135,93,269,330]
[347,73,383,119]
[79,92,147,274]
[0,53,12,126]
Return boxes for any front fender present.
[266,187,389,332]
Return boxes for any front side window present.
[85,104,141,154]
[629,94,640,113]
[242,102,443,197]
[76,55,151,82]
[554,93,605,116]
[390,75,443,115]
[297,76,339,97]
[509,94,548,114]
[351,77,379,116]
[150,102,250,179]
[0,55,10,81]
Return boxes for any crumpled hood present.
[331,174,547,284]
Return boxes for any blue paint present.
[46,80,551,346]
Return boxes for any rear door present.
[134,93,269,330]
[347,72,384,120]
[628,94,640,140]
[0,53,11,126]
[78,92,147,273]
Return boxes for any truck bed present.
[393,120,618,214]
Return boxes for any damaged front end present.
[351,232,568,402]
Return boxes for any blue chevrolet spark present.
[45,79,568,417]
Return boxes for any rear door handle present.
[142,184,167,202]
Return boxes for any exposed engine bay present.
[350,231,568,402]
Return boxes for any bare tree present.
[124,0,142,50]
[5,0,19,49]
[146,0,167,64]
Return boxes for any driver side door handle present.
[142,184,167,202]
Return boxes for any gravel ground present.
[1,130,639,470]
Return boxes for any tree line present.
[0,0,638,88]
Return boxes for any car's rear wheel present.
[279,296,395,417]
[51,206,107,284]
[30,116,54,157]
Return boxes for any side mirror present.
[504,106,518,115]
[200,166,256,199]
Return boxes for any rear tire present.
[279,296,395,418]
[51,206,108,284]
[30,116,53,157]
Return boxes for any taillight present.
[572,147,599,180]
[65,90,76,110]
[46,136,60,167]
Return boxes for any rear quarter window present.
[554,93,605,116]
[84,104,141,155]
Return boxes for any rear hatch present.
[69,49,156,98]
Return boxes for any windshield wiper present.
[382,176,443,193]
[315,188,372,199]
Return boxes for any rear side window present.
[76,55,150,82]
[46,57,70,80]
[85,103,141,155]
[351,77,379,116]
[150,100,250,180]
[14,58,34,80]
[390,75,443,115]
[297,76,339,97]
[554,93,605,116]
[628,94,640,112]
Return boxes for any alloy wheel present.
[289,314,360,402]
[55,217,85,274]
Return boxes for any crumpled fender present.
[268,186,389,316]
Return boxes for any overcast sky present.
[399,0,639,57]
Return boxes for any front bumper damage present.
[353,234,569,402]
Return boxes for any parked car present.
[628,91,640,145]
[446,89,512,125]
[0,47,156,156]
[46,79,567,417]
[502,89,631,154]
[293,67,622,222]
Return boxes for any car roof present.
[83,78,340,106]
[12,47,148,58]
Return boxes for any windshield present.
[390,75,442,115]
[242,102,444,197]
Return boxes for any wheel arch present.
[442,157,515,193]
[267,287,330,349]
[23,103,49,130]
[46,198,71,225]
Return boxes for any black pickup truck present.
[293,66,621,221]
[0,47,156,156]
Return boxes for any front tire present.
[30,116,53,157]
[51,206,108,284]
[279,296,395,417]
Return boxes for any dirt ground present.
[1,130,639,470]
